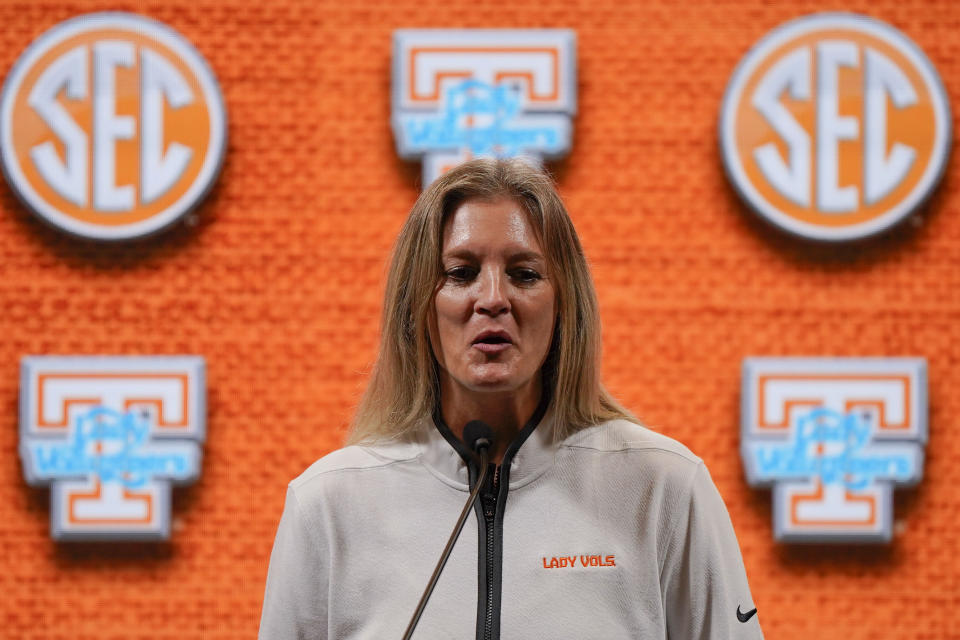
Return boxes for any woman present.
[260,158,763,639]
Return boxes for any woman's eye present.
[512,268,542,283]
[445,266,476,282]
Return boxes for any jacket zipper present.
[432,395,548,640]
[480,463,500,640]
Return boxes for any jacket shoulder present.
[289,440,420,495]
[561,419,703,468]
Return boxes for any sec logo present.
[720,13,950,241]
[0,13,226,241]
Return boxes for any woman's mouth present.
[472,332,513,354]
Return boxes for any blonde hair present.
[347,158,635,444]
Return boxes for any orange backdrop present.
[0,1,958,638]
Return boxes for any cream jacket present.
[259,417,763,639]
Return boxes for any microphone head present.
[463,420,494,453]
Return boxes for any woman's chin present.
[461,365,531,393]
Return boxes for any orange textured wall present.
[0,0,958,638]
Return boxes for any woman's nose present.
[475,269,510,316]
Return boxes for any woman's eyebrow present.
[441,248,544,260]
[441,248,478,261]
[439,248,547,268]
[508,250,545,263]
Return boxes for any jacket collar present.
[416,397,556,491]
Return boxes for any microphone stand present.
[401,442,490,640]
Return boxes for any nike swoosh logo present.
[737,605,758,623]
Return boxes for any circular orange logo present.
[720,13,950,241]
[0,13,226,240]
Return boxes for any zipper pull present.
[482,464,499,518]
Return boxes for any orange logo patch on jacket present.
[542,554,616,569]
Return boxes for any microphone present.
[463,420,494,458]
[401,421,495,640]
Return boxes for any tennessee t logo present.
[391,29,577,186]
[741,357,926,543]
[19,355,206,541]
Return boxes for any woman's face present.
[432,197,556,398]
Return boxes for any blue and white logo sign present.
[392,29,577,186]
[741,357,926,543]
[19,356,205,541]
